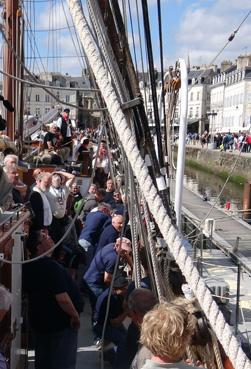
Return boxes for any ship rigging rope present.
[0,27,106,113]
[186,144,245,241]
[0,69,100,92]
[135,0,147,106]
[67,1,251,367]
[194,9,251,84]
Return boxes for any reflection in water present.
[184,166,243,215]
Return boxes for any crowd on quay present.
[184,130,251,152]
[0,108,235,369]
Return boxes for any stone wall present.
[178,146,251,183]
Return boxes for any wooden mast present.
[3,0,22,141]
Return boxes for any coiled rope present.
[67,1,251,368]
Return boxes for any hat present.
[113,276,128,289]
[64,108,70,113]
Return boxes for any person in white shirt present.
[46,171,77,255]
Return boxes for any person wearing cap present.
[93,276,129,369]
[83,237,132,322]
[56,108,73,155]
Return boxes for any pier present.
[180,185,251,274]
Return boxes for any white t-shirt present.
[47,185,70,219]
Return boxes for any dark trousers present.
[94,323,127,369]
[34,327,78,369]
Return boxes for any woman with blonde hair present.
[140,303,198,369]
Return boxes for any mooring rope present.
[67,1,251,368]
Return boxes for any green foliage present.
[185,159,245,187]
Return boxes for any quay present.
[180,185,251,274]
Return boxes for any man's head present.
[140,303,196,363]
[62,108,70,120]
[95,188,106,202]
[82,138,90,147]
[71,183,80,194]
[106,179,114,192]
[50,123,58,134]
[99,146,107,156]
[33,168,42,181]
[128,288,157,325]
[36,172,51,192]
[114,237,131,255]
[97,202,111,216]
[3,154,18,168]
[0,284,12,322]
[26,230,54,257]
[113,191,122,203]
[88,183,97,194]
[5,164,19,186]
[51,173,63,189]
[112,214,124,232]
[113,276,128,296]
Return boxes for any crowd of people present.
[185,130,251,152]
[0,109,235,369]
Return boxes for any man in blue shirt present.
[83,237,132,319]
[96,214,124,253]
[79,203,111,251]
[93,276,129,369]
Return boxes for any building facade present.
[23,71,99,128]
[210,55,251,133]
[174,67,216,135]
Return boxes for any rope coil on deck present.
[67,1,251,368]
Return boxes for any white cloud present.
[174,1,251,66]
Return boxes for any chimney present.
[236,54,251,70]
[220,60,232,72]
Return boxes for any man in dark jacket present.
[23,230,83,369]
[82,188,106,219]
[29,172,52,230]
[96,214,124,253]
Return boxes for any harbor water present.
[184,165,244,218]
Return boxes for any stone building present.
[210,54,251,133]
[174,67,216,136]
[23,70,99,129]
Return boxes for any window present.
[27,95,30,102]
[195,107,199,117]
[56,91,60,100]
[45,108,50,114]
[189,107,193,118]
[35,94,40,102]
[197,92,200,100]
[190,92,193,101]
[35,108,40,116]
[66,95,70,103]
[148,94,152,102]
[45,95,50,102]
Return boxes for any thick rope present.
[67,1,251,368]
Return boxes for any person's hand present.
[186,359,205,367]
[71,314,80,330]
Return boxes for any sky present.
[1,0,250,77]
